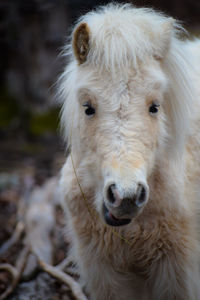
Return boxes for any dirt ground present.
[0,137,82,300]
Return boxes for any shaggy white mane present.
[59,3,198,160]
[77,4,176,70]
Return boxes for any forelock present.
[73,3,175,73]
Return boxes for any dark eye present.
[149,102,160,115]
[83,102,95,116]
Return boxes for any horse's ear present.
[73,23,90,64]
[154,17,175,60]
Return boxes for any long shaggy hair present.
[59,3,200,300]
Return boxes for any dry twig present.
[0,222,25,257]
[36,255,87,300]
[57,256,72,270]
[0,263,18,279]
[57,256,79,278]
[0,177,83,299]
[0,246,30,300]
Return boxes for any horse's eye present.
[149,102,160,115]
[83,102,95,116]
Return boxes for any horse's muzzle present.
[103,203,132,226]
[103,183,149,226]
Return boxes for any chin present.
[102,203,133,227]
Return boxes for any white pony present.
[59,3,200,300]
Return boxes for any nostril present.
[107,184,116,204]
[107,183,147,208]
[135,184,147,207]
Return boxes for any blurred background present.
[0,0,200,298]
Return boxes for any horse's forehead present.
[82,58,163,85]
[77,60,167,104]
[78,70,139,96]
[88,74,153,100]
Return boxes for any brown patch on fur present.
[128,158,144,170]
[111,159,119,170]
[73,23,90,64]
[131,213,193,278]
[111,157,144,172]
[70,187,196,282]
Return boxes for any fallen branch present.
[0,221,25,257]
[57,256,79,278]
[25,182,56,264]
[22,252,38,281]
[0,246,30,300]
[0,263,18,279]
[57,256,72,270]
[36,255,87,300]
[0,177,84,299]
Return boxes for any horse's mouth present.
[103,203,131,227]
